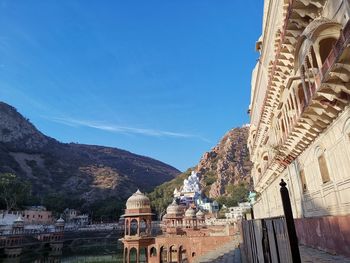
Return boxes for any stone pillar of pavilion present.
[120,189,155,263]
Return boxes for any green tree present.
[226,183,249,207]
[215,183,249,208]
[0,173,31,211]
[43,193,84,214]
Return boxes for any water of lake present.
[1,240,124,263]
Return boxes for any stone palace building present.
[248,0,350,256]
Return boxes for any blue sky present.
[0,0,263,171]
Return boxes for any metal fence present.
[241,217,293,263]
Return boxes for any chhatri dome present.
[13,216,24,226]
[56,217,65,226]
[196,210,205,219]
[166,199,184,216]
[185,207,196,218]
[126,189,151,209]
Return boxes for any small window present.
[318,154,330,183]
[299,169,307,192]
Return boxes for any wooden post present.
[280,179,301,263]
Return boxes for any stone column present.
[128,219,131,236]
[127,247,130,263]
[137,218,140,236]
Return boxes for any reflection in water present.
[1,240,123,263]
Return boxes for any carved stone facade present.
[248,0,350,256]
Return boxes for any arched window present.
[139,247,147,263]
[150,247,157,257]
[319,37,337,65]
[257,167,262,176]
[294,19,342,75]
[130,219,138,236]
[130,248,137,263]
[192,252,196,257]
[316,147,331,183]
[140,219,147,235]
[169,245,177,263]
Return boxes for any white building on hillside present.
[173,171,219,214]
[225,202,251,220]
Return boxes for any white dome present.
[126,189,150,209]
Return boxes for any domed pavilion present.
[121,189,154,263]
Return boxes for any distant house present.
[63,208,89,226]
[0,211,22,233]
[225,202,251,220]
[0,207,54,227]
[22,206,53,225]
[197,198,219,214]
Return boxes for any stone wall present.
[295,215,350,257]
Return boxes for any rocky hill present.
[148,126,253,214]
[196,126,252,198]
[0,102,180,208]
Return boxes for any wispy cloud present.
[49,117,211,142]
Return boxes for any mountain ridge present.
[0,101,180,209]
